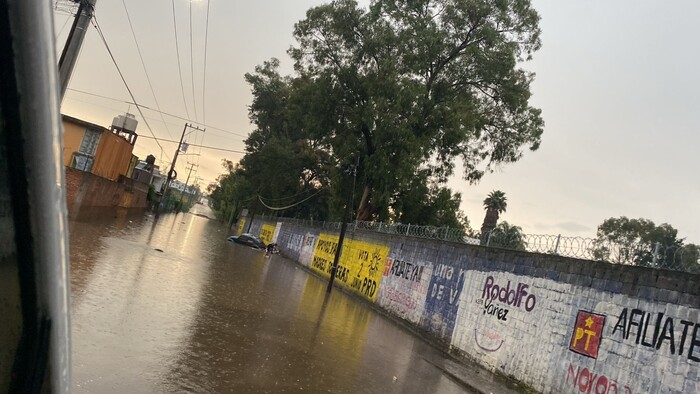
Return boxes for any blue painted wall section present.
[420,245,469,342]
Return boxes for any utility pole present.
[59,0,97,101]
[178,162,198,211]
[327,161,358,294]
[161,123,205,204]
[246,196,257,233]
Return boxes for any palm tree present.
[489,222,526,250]
[480,190,507,245]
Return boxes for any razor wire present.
[256,215,700,273]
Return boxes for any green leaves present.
[224,0,545,223]
[592,216,698,271]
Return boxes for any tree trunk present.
[480,209,499,245]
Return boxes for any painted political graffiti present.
[310,233,389,302]
[377,254,433,325]
[259,223,275,245]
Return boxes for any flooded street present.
[69,207,473,393]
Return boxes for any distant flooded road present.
[69,206,473,393]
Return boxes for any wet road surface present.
[69,207,475,393]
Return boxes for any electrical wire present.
[66,88,249,138]
[203,0,211,125]
[138,135,244,154]
[91,15,170,162]
[189,0,199,123]
[171,0,191,120]
[259,188,321,202]
[55,14,71,40]
[63,95,220,137]
[257,189,325,211]
[121,0,174,140]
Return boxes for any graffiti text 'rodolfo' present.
[482,276,537,312]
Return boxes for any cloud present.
[531,221,592,235]
[555,222,592,233]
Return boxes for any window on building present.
[78,128,101,156]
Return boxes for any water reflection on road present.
[69,208,471,393]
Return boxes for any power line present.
[189,0,199,123]
[257,189,325,211]
[171,0,191,120]
[121,0,174,140]
[55,13,71,40]
[203,0,211,125]
[91,14,170,162]
[138,135,245,154]
[259,188,322,202]
[66,88,249,138]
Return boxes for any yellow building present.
[62,114,137,181]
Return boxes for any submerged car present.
[227,233,266,249]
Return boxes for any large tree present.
[236,60,333,219]
[289,0,544,221]
[592,217,699,272]
[480,190,507,244]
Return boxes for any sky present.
[55,0,700,243]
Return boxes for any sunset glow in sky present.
[56,0,700,242]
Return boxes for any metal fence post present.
[378,222,383,233]
[486,231,492,247]
[652,242,661,266]
[406,223,411,236]
[553,234,561,255]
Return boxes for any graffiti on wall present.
[565,362,632,394]
[298,233,317,267]
[377,256,432,324]
[309,233,389,302]
[569,310,606,359]
[477,275,537,322]
[420,260,468,340]
[612,308,700,362]
[473,328,504,352]
[259,224,275,245]
[287,233,303,253]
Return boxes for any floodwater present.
[69,205,473,393]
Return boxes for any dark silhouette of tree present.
[480,190,507,244]
[591,216,698,271]
[489,221,526,250]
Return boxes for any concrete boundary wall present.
[241,217,700,393]
[65,167,148,214]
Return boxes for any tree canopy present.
[592,216,699,272]
[488,221,526,250]
[480,190,507,243]
[210,0,544,229]
[290,0,543,221]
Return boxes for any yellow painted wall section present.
[310,233,389,302]
[92,132,134,181]
[259,224,275,244]
[62,121,86,166]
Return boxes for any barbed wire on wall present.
[255,215,700,274]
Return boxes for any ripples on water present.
[69,207,470,393]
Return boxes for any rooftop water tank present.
[111,113,138,134]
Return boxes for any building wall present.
[65,167,148,213]
[241,217,700,394]
[91,131,134,181]
[62,121,86,166]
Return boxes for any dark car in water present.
[227,233,266,249]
